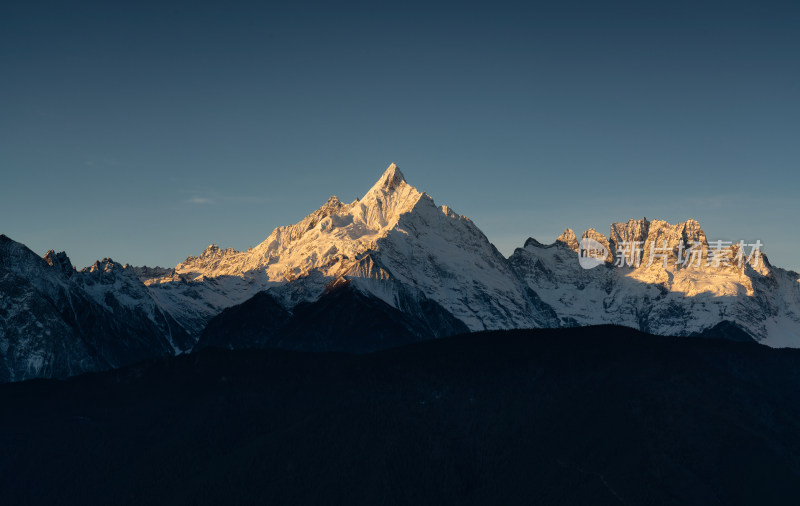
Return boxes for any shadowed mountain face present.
[3,326,800,505]
[196,283,469,352]
[0,235,191,382]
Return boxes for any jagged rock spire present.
[44,250,74,277]
[556,229,579,251]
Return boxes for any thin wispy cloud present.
[184,196,214,205]
[178,189,268,205]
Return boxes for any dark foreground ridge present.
[3,326,800,505]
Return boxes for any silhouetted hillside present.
[2,326,800,505]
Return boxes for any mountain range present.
[2,164,799,381]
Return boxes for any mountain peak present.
[44,250,74,277]
[556,229,579,251]
[369,163,406,193]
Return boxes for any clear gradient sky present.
[2,1,798,271]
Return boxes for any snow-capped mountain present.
[0,235,190,382]
[144,164,558,338]
[3,163,800,381]
[140,164,800,351]
[509,219,800,346]
[141,164,800,349]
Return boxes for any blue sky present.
[2,1,798,271]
